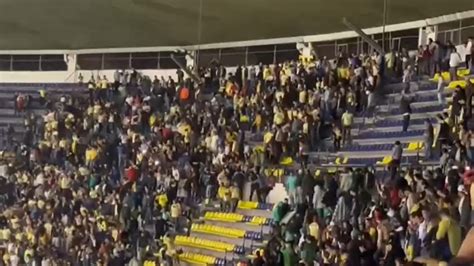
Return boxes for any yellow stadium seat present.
[276,168,284,177]
[432,69,471,81]
[342,157,349,164]
[175,236,235,252]
[264,168,284,178]
[335,157,341,165]
[179,252,218,265]
[459,68,471,77]
[447,79,474,89]
[204,211,244,223]
[279,156,293,166]
[254,145,265,153]
[263,132,273,144]
[407,142,423,151]
[376,156,392,165]
[315,169,321,176]
[237,201,259,210]
[191,223,246,238]
[143,261,156,266]
[248,216,267,226]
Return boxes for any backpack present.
[179,87,190,101]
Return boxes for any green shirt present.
[301,240,317,264]
[282,247,297,266]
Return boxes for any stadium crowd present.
[0,36,472,266]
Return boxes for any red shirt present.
[162,128,173,141]
[125,166,138,183]
[389,188,401,208]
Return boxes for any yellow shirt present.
[149,114,157,126]
[230,186,240,199]
[275,91,284,102]
[157,194,168,209]
[171,203,181,218]
[436,217,462,256]
[218,186,230,201]
[254,114,262,128]
[299,90,307,104]
[309,222,320,240]
[263,68,272,81]
[341,112,353,127]
[85,148,98,162]
[100,79,108,89]
[71,139,78,154]
[60,177,71,189]
[470,183,474,209]
[274,112,284,125]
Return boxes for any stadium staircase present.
[176,201,274,266]
[332,79,445,166]
[328,69,474,168]
[0,69,471,265]
[0,83,86,150]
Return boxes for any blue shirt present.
[286,175,297,192]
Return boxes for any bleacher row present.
[0,67,471,265]
[173,202,274,266]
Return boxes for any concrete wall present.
[0,69,181,83]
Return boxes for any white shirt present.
[418,220,427,242]
[450,52,462,67]
[437,76,444,92]
[459,195,466,217]
[466,41,472,55]
[403,69,412,83]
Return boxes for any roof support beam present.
[342,17,384,54]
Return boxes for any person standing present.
[424,119,434,160]
[285,171,298,206]
[457,185,471,234]
[390,141,403,179]
[230,182,240,212]
[281,242,297,266]
[341,109,353,146]
[466,37,473,70]
[400,86,414,132]
[437,70,446,105]
[449,48,462,81]
[465,77,473,120]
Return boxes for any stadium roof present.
[0,0,473,50]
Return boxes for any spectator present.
[400,86,414,132]
[466,37,473,70]
[424,119,434,160]
[341,109,353,145]
[449,48,462,81]
[390,141,403,179]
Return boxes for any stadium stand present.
[0,8,473,266]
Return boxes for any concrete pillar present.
[418,25,438,46]
[64,53,78,82]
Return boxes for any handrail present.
[64,70,77,83]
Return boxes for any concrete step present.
[202,220,271,235]
[336,149,425,159]
[178,246,236,261]
[190,231,254,248]
[354,110,443,123]
[236,208,273,220]
[353,135,423,145]
[354,123,427,135]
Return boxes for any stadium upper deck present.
[0,0,472,50]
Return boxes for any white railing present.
[0,10,473,83]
